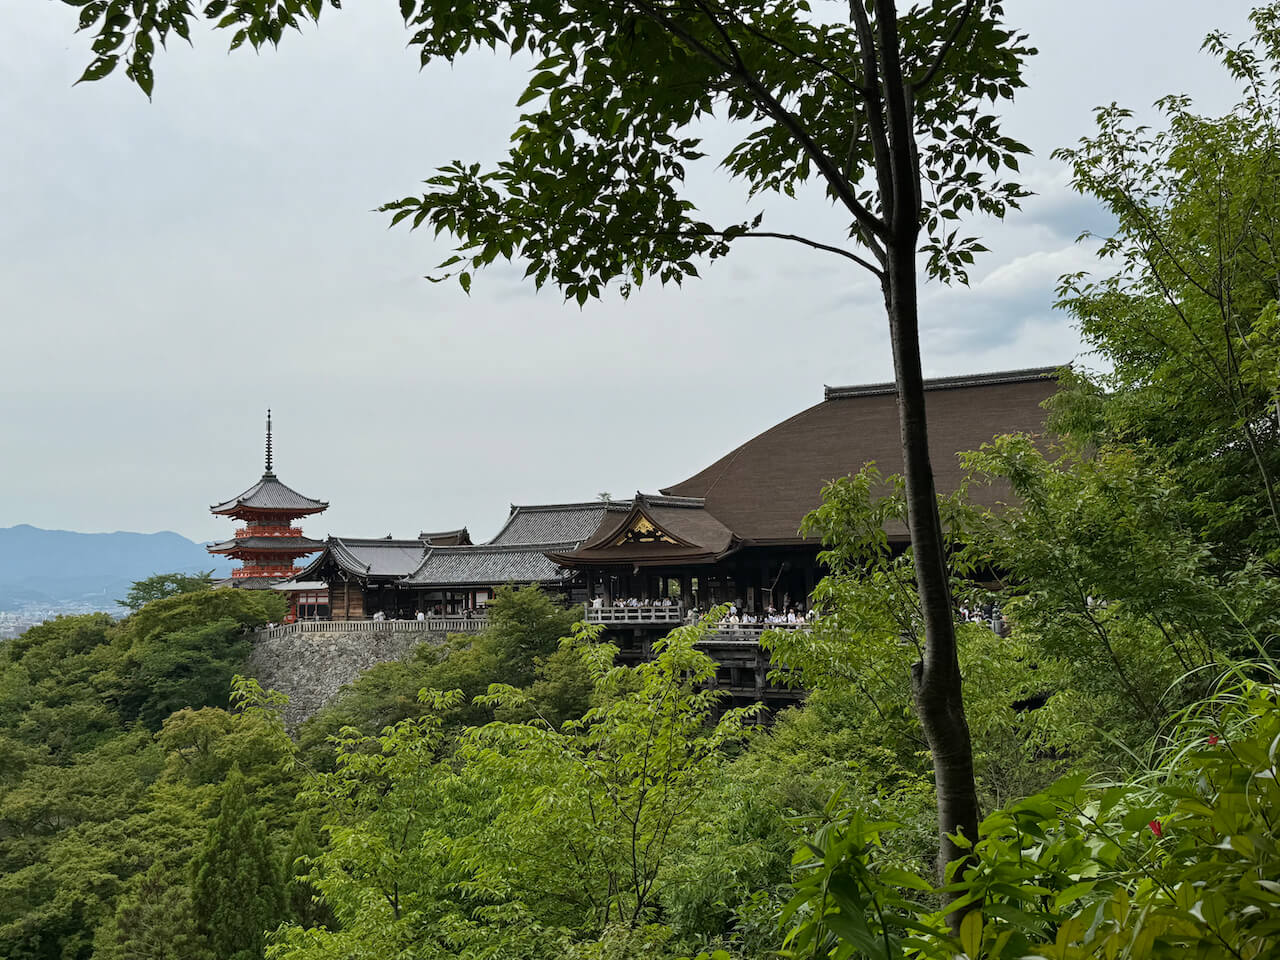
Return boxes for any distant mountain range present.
[0,524,233,612]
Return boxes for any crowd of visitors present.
[589,596,810,628]
[590,596,680,608]
[367,608,483,622]
[712,603,810,628]
[959,601,1012,637]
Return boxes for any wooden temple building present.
[552,366,1058,613]
[289,530,472,620]
[208,412,328,589]
[245,367,1057,642]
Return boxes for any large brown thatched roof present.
[659,367,1058,544]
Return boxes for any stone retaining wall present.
[246,627,451,728]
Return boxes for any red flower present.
[1208,734,1220,746]
[1149,819,1163,838]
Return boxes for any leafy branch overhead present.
[64,0,1033,299]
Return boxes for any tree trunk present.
[865,2,981,925]
[883,249,981,920]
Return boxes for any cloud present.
[0,0,1254,539]
[917,243,1100,361]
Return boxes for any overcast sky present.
[0,2,1254,543]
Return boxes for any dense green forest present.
[8,2,1280,958]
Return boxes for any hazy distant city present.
[0,524,232,638]
[0,602,118,639]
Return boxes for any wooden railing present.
[262,616,488,640]
[700,622,809,643]
[233,565,301,579]
[585,604,686,625]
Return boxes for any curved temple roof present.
[210,472,329,516]
[292,536,428,583]
[548,493,735,567]
[420,528,472,546]
[208,535,325,554]
[401,542,579,588]
[488,501,629,546]
[660,366,1059,543]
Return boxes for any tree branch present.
[633,0,889,244]
[733,230,885,276]
[847,2,897,232]
[708,0,869,99]
[872,0,921,233]
[912,0,979,93]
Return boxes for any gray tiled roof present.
[401,542,579,587]
[330,538,428,577]
[419,528,472,546]
[489,501,629,545]
[207,535,325,554]
[221,576,287,590]
[210,473,328,515]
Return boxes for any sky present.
[0,1,1255,543]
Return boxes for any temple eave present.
[545,549,731,568]
[207,538,325,554]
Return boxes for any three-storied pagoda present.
[208,411,328,588]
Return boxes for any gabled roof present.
[547,493,736,567]
[661,366,1059,543]
[210,472,328,516]
[488,501,629,545]
[419,528,472,546]
[400,542,578,588]
[295,536,428,582]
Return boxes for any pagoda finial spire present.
[265,409,273,475]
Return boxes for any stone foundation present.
[246,627,451,728]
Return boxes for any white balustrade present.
[699,622,809,644]
[584,603,686,625]
[262,616,488,641]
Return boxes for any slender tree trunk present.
[881,252,981,912]
[870,0,980,926]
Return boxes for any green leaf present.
[959,907,982,958]
[75,54,118,83]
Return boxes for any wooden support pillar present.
[754,646,767,700]
[680,574,692,609]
